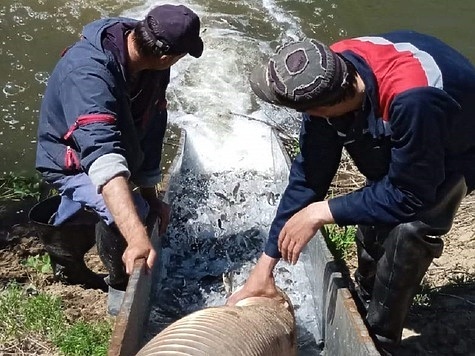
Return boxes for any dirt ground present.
[396,192,475,356]
[0,209,111,355]
[0,236,109,324]
[0,184,474,356]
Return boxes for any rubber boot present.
[354,225,389,310]
[28,196,108,292]
[366,174,467,354]
[95,220,129,290]
[95,220,129,315]
[366,222,443,353]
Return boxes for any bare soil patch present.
[397,193,475,356]
[0,234,109,324]
[0,209,111,355]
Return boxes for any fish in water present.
[222,271,234,297]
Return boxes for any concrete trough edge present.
[307,235,379,355]
[109,127,379,355]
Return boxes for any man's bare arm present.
[101,175,156,274]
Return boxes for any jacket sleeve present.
[58,65,129,187]
[329,87,460,226]
[265,114,343,258]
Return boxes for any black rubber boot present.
[28,196,108,292]
[366,222,444,353]
[95,220,132,316]
[366,174,467,354]
[95,220,128,291]
[354,225,389,310]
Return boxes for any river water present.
[1,0,475,174]
[2,0,475,354]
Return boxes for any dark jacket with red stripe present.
[265,30,475,258]
[36,17,169,190]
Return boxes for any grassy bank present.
[0,281,111,355]
[1,174,111,355]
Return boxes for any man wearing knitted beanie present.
[227,33,475,354]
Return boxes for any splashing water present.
[147,162,322,354]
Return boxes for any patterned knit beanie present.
[250,38,348,111]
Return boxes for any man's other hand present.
[226,253,280,306]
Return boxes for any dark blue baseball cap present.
[145,4,204,58]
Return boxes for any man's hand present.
[278,201,334,264]
[122,235,157,274]
[226,253,281,306]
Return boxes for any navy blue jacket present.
[266,31,475,258]
[36,17,169,190]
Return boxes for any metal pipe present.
[136,291,296,356]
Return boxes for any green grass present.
[0,283,63,344]
[0,172,43,201]
[56,321,111,356]
[413,273,475,308]
[23,253,53,274]
[323,224,356,260]
[412,283,434,307]
[447,273,475,285]
[0,283,112,355]
[284,137,300,160]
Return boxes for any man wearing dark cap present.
[32,4,203,311]
[228,32,475,353]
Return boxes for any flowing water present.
[146,167,324,353]
[2,0,475,174]
[2,0,475,354]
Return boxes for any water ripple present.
[2,82,26,97]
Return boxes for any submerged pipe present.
[136,290,297,356]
